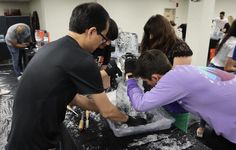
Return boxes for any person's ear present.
[151,74,161,82]
[87,27,97,38]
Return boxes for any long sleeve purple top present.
[127,65,236,144]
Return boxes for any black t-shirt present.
[6,36,104,150]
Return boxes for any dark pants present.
[199,128,236,150]
[7,45,22,76]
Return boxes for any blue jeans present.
[7,45,22,76]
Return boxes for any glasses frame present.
[98,32,109,44]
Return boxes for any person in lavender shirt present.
[125,49,236,149]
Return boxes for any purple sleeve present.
[127,75,187,112]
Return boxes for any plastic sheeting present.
[107,82,175,137]
[0,69,17,150]
[111,32,139,59]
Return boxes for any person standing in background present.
[5,23,31,79]
[210,19,236,72]
[222,16,234,34]
[208,11,228,63]
[211,11,228,40]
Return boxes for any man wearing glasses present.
[6,3,145,150]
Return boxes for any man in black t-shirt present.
[6,3,145,150]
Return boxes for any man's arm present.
[70,69,111,110]
[100,70,110,89]
[127,78,186,112]
[91,92,128,122]
[71,92,128,122]
[70,94,99,112]
[224,57,236,72]
[10,40,29,48]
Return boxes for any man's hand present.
[15,43,29,48]
[125,115,147,127]
[124,53,137,74]
[105,60,122,77]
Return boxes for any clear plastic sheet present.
[107,82,175,137]
[111,32,139,59]
[0,70,15,150]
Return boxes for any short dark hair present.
[220,11,225,15]
[107,18,118,40]
[135,49,172,79]
[69,3,109,34]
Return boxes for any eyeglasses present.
[98,32,108,44]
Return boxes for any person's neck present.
[68,31,87,50]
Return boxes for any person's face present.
[91,21,109,52]
[98,39,111,49]
[220,14,224,19]
[84,21,109,52]
[142,74,161,88]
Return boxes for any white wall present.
[186,0,215,66]
[97,0,189,42]
[0,1,30,16]
[27,0,189,41]
[1,0,236,41]
[29,0,46,29]
[29,0,95,41]
[214,0,236,19]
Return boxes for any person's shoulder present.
[54,36,93,60]
[59,36,85,51]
